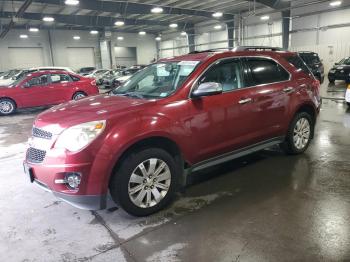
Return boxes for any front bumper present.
[328,71,349,81]
[24,160,107,210]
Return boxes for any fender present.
[89,111,193,194]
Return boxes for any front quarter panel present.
[90,100,194,194]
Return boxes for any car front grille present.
[26,147,46,163]
[32,127,52,140]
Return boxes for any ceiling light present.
[43,16,54,22]
[169,23,178,28]
[329,1,342,6]
[139,31,146,35]
[29,27,39,32]
[73,35,80,40]
[214,25,222,30]
[20,34,28,39]
[212,12,223,18]
[181,31,187,36]
[155,36,161,41]
[90,30,98,35]
[117,36,124,40]
[151,7,163,13]
[260,15,270,20]
[114,21,125,26]
[64,0,79,5]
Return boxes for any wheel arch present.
[0,96,17,108]
[108,136,187,190]
[293,103,317,138]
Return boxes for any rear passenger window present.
[51,74,71,83]
[70,75,80,81]
[246,58,289,85]
[285,55,311,75]
[198,59,244,92]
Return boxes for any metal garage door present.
[8,47,45,69]
[67,47,95,71]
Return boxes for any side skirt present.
[187,136,285,174]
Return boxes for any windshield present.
[338,58,350,65]
[299,53,320,65]
[112,61,199,99]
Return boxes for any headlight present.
[55,120,106,152]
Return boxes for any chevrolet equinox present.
[24,48,321,216]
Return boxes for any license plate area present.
[23,163,34,183]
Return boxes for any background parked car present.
[298,51,325,83]
[0,70,99,115]
[97,69,123,88]
[85,69,109,79]
[77,67,96,76]
[328,57,350,84]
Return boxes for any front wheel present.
[281,112,313,155]
[0,98,16,115]
[109,148,179,216]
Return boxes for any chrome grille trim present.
[26,147,46,163]
[32,127,52,140]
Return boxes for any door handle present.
[283,87,294,93]
[238,98,252,104]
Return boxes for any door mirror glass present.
[192,82,223,98]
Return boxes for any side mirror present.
[192,82,223,98]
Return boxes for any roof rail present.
[188,48,231,54]
[233,46,285,51]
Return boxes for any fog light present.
[66,173,81,189]
[55,172,81,189]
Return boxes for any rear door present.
[242,57,292,140]
[49,73,73,103]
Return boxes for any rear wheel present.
[0,98,16,115]
[72,91,87,100]
[281,112,313,155]
[109,148,179,216]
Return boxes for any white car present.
[346,84,350,106]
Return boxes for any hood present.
[332,64,350,70]
[35,94,155,131]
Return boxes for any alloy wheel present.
[293,117,311,150]
[0,100,14,114]
[128,158,171,208]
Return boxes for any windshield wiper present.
[115,92,144,99]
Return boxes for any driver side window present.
[199,59,244,92]
[27,75,49,87]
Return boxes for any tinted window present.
[199,59,244,92]
[246,58,289,85]
[286,55,311,74]
[299,53,320,64]
[70,75,80,81]
[51,74,71,83]
[27,75,49,87]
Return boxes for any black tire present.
[109,148,180,216]
[281,112,313,155]
[72,91,87,100]
[0,98,16,115]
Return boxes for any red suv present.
[0,70,99,115]
[24,48,321,216]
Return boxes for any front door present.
[188,58,255,163]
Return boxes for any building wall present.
[0,29,157,71]
[112,33,157,65]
